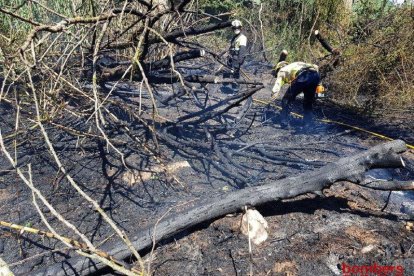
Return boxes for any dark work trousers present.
[227,54,241,91]
[232,67,241,79]
[280,69,320,126]
[227,55,241,79]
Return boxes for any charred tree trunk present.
[361,179,414,191]
[314,30,334,53]
[110,21,232,50]
[174,85,264,124]
[184,75,262,85]
[101,68,264,84]
[145,49,205,72]
[146,74,263,85]
[152,21,232,43]
[99,49,206,82]
[33,140,407,276]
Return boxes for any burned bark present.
[314,30,334,54]
[147,74,263,85]
[99,49,206,81]
[109,21,232,50]
[145,49,205,71]
[34,140,408,276]
[101,66,263,84]
[174,85,264,124]
[151,21,232,44]
[361,179,414,191]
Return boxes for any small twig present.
[381,191,392,212]
[258,3,268,62]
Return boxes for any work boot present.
[300,111,315,133]
[280,108,289,129]
[231,82,240,92]
[303,111,314,126]
[280,121,289,129]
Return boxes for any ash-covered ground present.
[0,61,413,275]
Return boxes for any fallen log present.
[101,69,263,84]
[109,21,232,50]
[99,49,206,81]
[174,85,264,124]
[184,75,262,85]
[145,49,205,72]
[147,74,263,85]
[151,21,232,44]
[32,140,409,276]
[98,51,263,85]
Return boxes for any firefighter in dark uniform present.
[228,20,247,80]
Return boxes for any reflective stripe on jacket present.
[229,33,248,69]
[230,33,247,53]
[272,62,319,94]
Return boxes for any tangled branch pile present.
[0,0,266,274]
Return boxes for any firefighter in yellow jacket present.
[272,61,324,129]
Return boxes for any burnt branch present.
[34,140,408,276]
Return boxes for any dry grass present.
[122,161,191,186]
[328,7,414,111]
[344,226,380,246]
[273,260,298,276]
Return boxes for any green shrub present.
[329,6,413,110]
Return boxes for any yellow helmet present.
[275,61,288,71]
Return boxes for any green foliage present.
[353,0,394,20]
[277,2,344,59]
[199,0,242,14]
[0,0,91,40]
[195,0,350,65]
[350,0,397,43]
[0,0,94,56]
[329,6,414,110]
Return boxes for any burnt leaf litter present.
[1,61,413,275]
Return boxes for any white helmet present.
[231,20,242,28]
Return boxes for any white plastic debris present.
[0,257,14,276]
[240,209,268,245]
[324,253,341,275]
[361,244,376,253]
